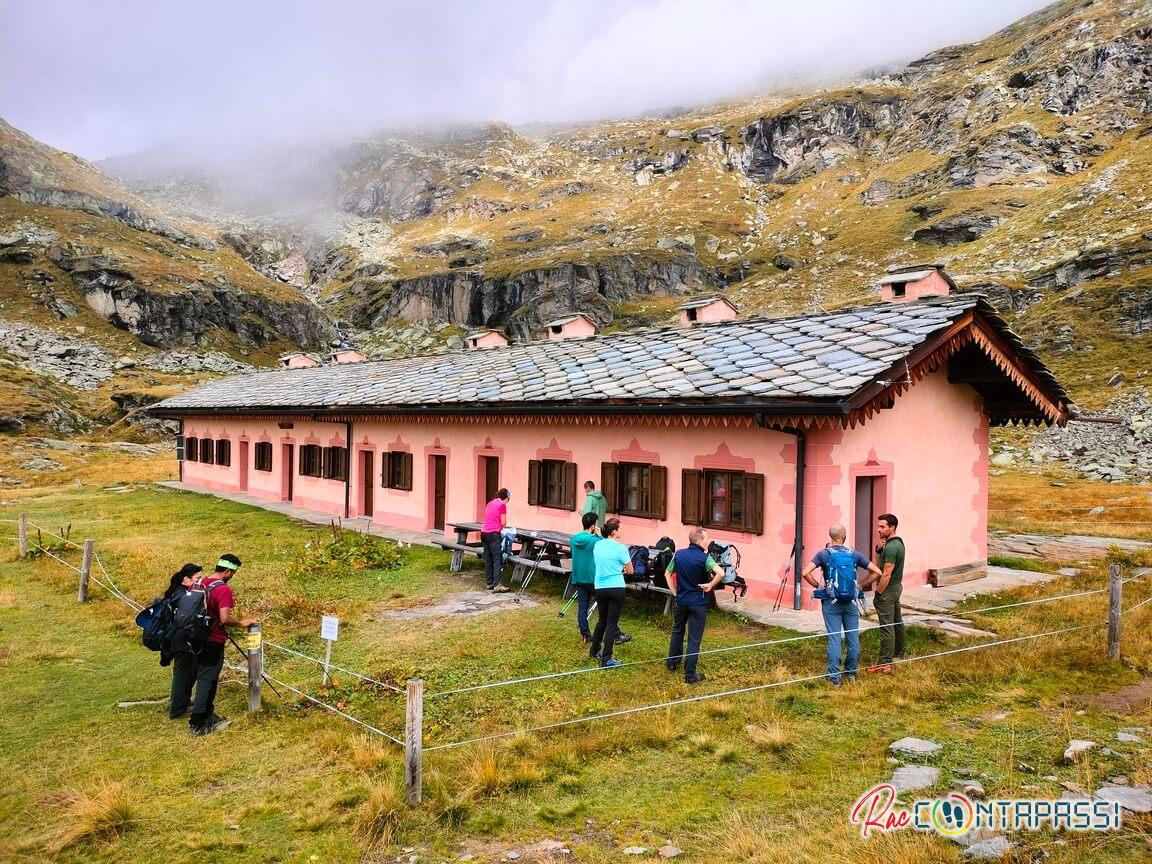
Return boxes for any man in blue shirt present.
[664,528,725,684]
[590,518,633,667]
[801,525,884,684]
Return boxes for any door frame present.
[282,442,295,502]
[359,450,374,518]
[476,455,500,519]
[849,456,893,566]
[429,454,448,531]
[238,440,249,493]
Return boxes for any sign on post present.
[321,615,339,685]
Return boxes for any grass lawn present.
[1,481,1150,863]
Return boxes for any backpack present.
[650,537,676,588]
[167,579,224,654]
[825,547,859,601]
[135,595,178,652]
[626,545,651,583]
[707,540,748,599]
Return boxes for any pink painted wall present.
[468,331,508,349]
[177,369,988,606]
[879,270,952,303]
[547,316,598,340]
[331,349,367,364]
[280,354,318,369]
[679,299,738,327]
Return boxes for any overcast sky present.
[1,0,1049,161]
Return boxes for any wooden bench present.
[431,539,484,573]
[928,561,987,588]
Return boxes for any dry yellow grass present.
[46,780,138,853]
[359,779,407,845]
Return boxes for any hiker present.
[162,563,203,681]
[801,526,883,684]
[868,513,906,673]
[664,528,725,684]
[569,511,601,644]
[590,518,632,667]
[177,554,257,736]
[481,488,511,593]
[581,480,607,530]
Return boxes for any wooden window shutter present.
[650,465,668,520]
[299,447,306,475]
[400,452,413,491]
[563,461,578,511]
[744,472,765,535]
[601,462,617,513]
[527,460,541,506]
[321,447,331,478]
[380,451,392,487]
[681,469,704,525]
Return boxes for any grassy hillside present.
[1,480,1149,862]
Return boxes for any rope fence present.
[10,510,1152,805]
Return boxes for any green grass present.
[1,485,1150,862]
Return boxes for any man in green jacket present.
[868,512,906,674]
[581,480,607,530]
[569,512,601,644]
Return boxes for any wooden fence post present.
[1107,563,1122,661]
[247,623,263,712]
[17,513,27,558]
[78,539,94,603]
[405,679,424,805]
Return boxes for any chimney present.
[546,314,598,341]
[279,352,319,369]
[330,348,367,364]
[878,263,956,303]
[466,329,509,350]
[678,296,738,326]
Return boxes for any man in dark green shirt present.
[868,513,906,673]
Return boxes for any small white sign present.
[320,615,339,641]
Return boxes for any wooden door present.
[360,451,374,517]
[282,443,294,502]
[485,456,500,501]
[853,477,874,569]
[432,455,447,531]
[238,441,249,493]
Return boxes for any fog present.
[0,0,1050,161]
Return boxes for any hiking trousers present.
[873,584,905,665]
[170,651,197,718]
[667,602,707,678]
[590,587,626,661]
[481,531,503,587]
[190,642,226,728]
[820,598,860,682]
[574,583,595,639]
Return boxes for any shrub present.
[287,523,405,584]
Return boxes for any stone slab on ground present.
[889,737,943,757]
[891,764,939,793]
[989,533,1152,561]
[376,590,539,618]
[1095,784,1152,813]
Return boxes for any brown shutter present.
[601,462,617,513]
[380,451,392,487]
[681,469,703,525]
[563,461,578,511]
[527,460,541,506]
[744,472,765,535]
[650,465,667,520]
[400,452,413,491]
[299,447,306,475]
[321,447,331,478]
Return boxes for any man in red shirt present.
[189,553,257,736]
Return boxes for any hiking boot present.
[613,632,632,645]
[866,664,893,674]
[589,647,601,660]
[828,677,842,686]
[684,673,706,684]
[189,717,232,737]
[666,663,680,673]
[844,675,857,683]
[168,708,189,720]
[601,658,623,668]
[208,713,228,727]
[492,585,510,593]
[580,634,591,645]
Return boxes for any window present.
[215,439,231,467]
[254,442,273,472]
[299,444,321,477]
[600,461,667,520]
[891,281,907,298]
[199,438,214,465]
[681,468,764,534]
[686,307,698,322]
[382,451,413,490]
[184,436,198,462]
[527,459,576,510]
[323,446,349,481]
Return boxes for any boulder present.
[1094,784,1152,813]
[1063,739,1096,761]
[889,737,942,758]
[891,765,939,793]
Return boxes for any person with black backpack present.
[159,563,202,713]
[664,528,725,684]
[801,525,884,685]
[170,554,257,736]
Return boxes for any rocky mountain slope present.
[1,0,1150,461]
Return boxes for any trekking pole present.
[771,560,792,613]
[514,544,548,604]
[558,593,578,618]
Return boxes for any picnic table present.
[436,522,675,613]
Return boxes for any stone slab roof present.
[152,294,1066,417]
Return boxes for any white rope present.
[1122,592,1152,614]
[27,524,83,549]
[264,641,404,693]
[424,619,1102,751]
[91,551,144,611]
[32,545,83,574]
[425,582,1129,699]
[261,670,403,745]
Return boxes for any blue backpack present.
[825,547,860,601]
